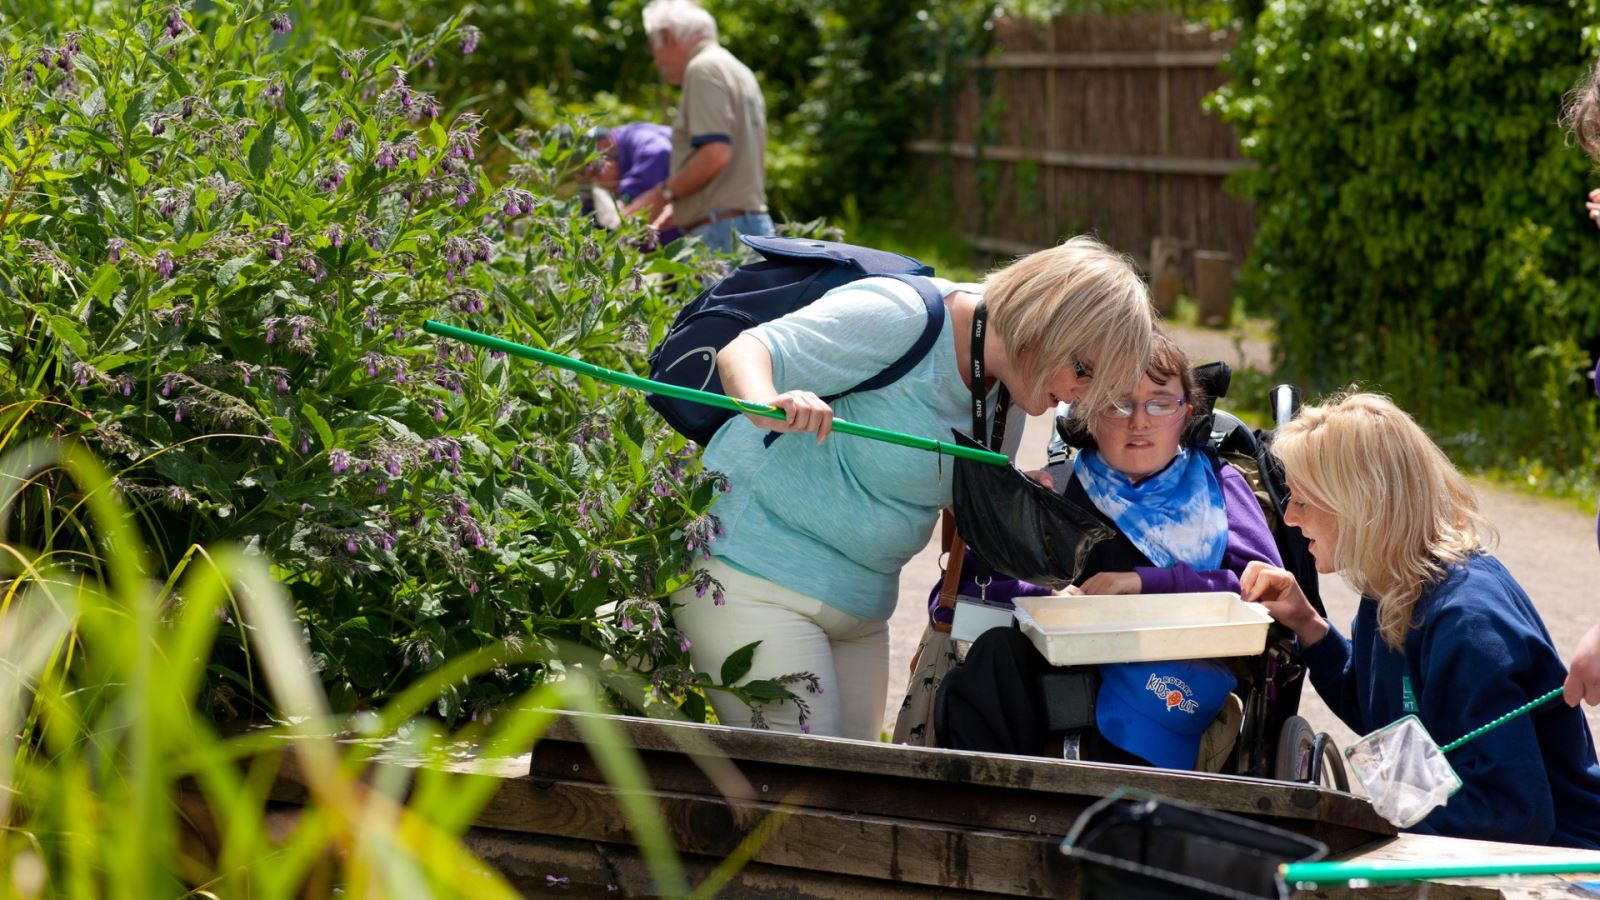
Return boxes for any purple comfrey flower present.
[362,305,381,329]
[300,255,327,283]
[678,634,691,653]
[150,116,166,137]
[270,13,291,33]
[262,75,285,110]
[107,238,125,264]
[315,161,347,193]
[299,433,310,453]
[410,93,440,123]
[157,191,180,218]
[164,6,185,38]
[364,351,385,378]
[173,403,185,423]
[459,26,481,55]
[373,479,388,496]
[384,455,402,477]
[154,250,175,279]
[446,124,477,161]
[329,448,353,474]
[346,537,358,554]
[326,224,345,248]
[468,580,479,594]
[430,401,445,422]
[374,141,399,172]
[72,362,91,387]
[498,187,535,217]
[331,118,356,142]
[180,96,195,119]
[800,722,811,735]
[56,50,75,73]
[117,374,134,396]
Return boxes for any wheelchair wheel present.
[1273,715,1350,791]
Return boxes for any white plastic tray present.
[1012,592,1272,666]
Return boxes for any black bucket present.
[1061,790,1327,900]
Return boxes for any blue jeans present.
[691,212,774,254]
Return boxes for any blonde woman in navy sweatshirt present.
[1241,392,1600,848]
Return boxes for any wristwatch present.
[660,184,676,203]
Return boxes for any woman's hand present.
[752,390,835,442]
[1076,571,1141,595]
[1564,623,1600,706]
[1588,188,1600,228]
[1240,561,1328,646]
[717,334,834,441]
[1023,468,1055,491]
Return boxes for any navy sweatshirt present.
[1302,553,1600,848]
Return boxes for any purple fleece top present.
[610,122,672,200]
[928,461,1280,626]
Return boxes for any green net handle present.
[1439,686,1565,753]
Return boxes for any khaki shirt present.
[669,42,768,227]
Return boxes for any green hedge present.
[1211,1,1600,468]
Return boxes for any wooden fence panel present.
[911,12,1254,270]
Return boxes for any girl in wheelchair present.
[933,332,1282,770]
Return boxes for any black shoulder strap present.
[826,274,945,398]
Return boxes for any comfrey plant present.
[0,1,753,723]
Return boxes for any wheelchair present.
[1027,363,1349,789]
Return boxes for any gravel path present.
[883,325,1600,757]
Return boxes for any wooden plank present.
[478,777,1079,896]
[976,49,1229,69]
[535,712,1394,842]
[462,826,1029,898]
[905,139,1249,176]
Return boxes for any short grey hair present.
[642,0,717,46]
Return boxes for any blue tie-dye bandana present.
[1073,446,1227,570]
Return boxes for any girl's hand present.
[1588,188,1600,228]
[1240,560,1328,646]
[751,390,834,442]
[1023,468,1054,491]
[1077,571,1141,595]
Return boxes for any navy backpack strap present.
[833,274,945,397]
[760,275,945,448]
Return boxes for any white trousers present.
[672,558,890,740]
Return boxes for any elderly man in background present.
[637,0,773,253]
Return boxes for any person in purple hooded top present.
[584,123,682,244]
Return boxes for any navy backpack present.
[647,235,946,445]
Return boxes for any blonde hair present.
[982,235,1154,417]
[1271,391,1493,650]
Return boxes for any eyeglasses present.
[1101,396,1188,420]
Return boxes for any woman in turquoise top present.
[671,236,1156,738]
